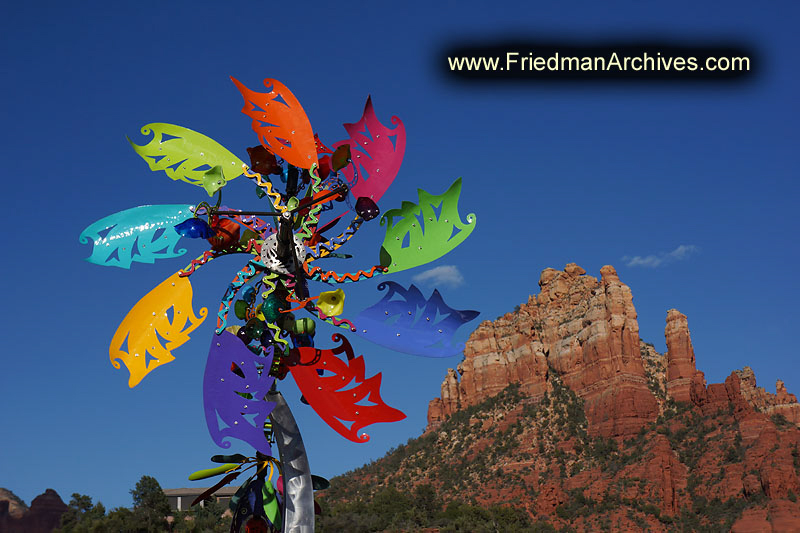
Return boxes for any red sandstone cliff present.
[664,309,700,403]
[427,264,798,437]
[428,263,659,438]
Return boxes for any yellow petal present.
[109,272,207,387]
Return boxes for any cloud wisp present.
[623,244,699,268]
[411,265,465,288]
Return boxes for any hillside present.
[318,264,800,532]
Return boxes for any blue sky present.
[2,0,798,510]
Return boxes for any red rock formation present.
[732,500,800,532]
[427,369,461,427]
[428,264,658,438]
[0,488,27,519]
[0,488,67,533]
[734,367,800,424]
[664,309,700,403]
[428,265,800,437]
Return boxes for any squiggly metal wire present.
[311,306,357,332]
[179,250,218,277]
[260,272,278,299]
[259,272,288,351]
[296,163,323,242]
[231,213,275,236]
[242,165,285,213]
[303,262,387,284]
[309,216,364,259]
[179,230,265,278]
[243,239,261,256]
[280,294,317,314]
[216,261,261,333]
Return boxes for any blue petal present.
[352,281,479,357]
[79,204,194,268]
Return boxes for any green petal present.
[129,123,244,191]
[379,177,476,273]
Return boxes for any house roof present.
[163,487,240,497]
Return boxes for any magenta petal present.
[332,97,406,203]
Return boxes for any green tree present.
[57,493,93,530]
[130,475,171,532]
[57,475,175,532]
[104,507,139,533]
[173,498,229,532]
[131,476,170,514]
[413,484,442,525]
[56,494,108,532]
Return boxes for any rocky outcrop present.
[0,488,67,533]
[429,264,660,438]
[428,264,800,438]
[734,367,800,424]
[0,488,27,519]
[732,501,800,533]
[664,309,700,403]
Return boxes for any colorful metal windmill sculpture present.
[80,77,478,532]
